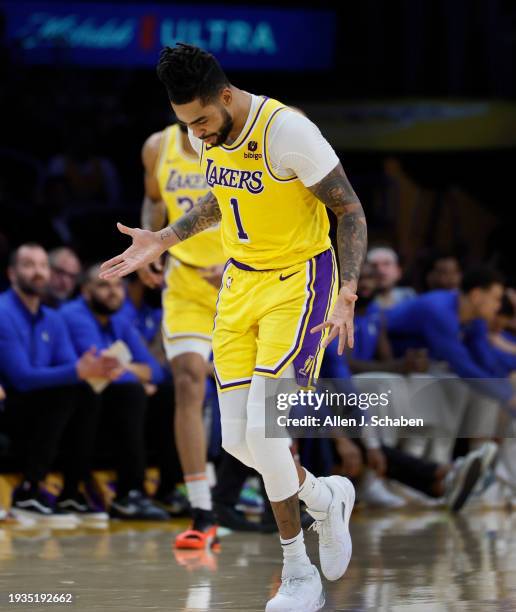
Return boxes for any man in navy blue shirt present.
[61,264,169,520]
[0,244,119,522]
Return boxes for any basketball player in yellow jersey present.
[101,44,367,612]
[139,122,225,548]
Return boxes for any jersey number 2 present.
[230,198,249,241]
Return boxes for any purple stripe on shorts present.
[305,249,337,387]
[293,249,335,387]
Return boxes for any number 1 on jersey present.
[230,197,249,242]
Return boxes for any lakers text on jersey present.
[199,97,331,271]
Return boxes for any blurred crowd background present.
[0,0,515,526]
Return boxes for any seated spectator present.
[0,244,119,522]
[487,291,516,365]
[320,263,428,507]
[463,298,516,378]
[367,247,416,309]
[386,266,515,408]
[61,264,169,521]
[119,273,163,348]
[334,435,495,513]
[44,246,82,308]
[385,266,516,475]
[423,252,462,291]
[344,262,429,375]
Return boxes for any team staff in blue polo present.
[61,264,169,520]
[0,243,120,522]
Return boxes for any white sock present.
[298,468,332,513]
[185,473,212,511]
[280,529,311,575]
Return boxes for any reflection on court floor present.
[0,510,515,611]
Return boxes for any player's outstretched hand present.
[100,223,166,280]
[310,286,358,355]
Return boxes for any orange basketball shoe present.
[174,508,219,550]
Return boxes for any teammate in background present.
[101,44,367,611]
[0,244,120,521]
[45,246,82,307]
[367,247,416,309]
[139,121,226,547]
[387,266,516,408]
[61,265,169,521]
[423,252,462,292]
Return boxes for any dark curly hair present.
[156,43,230,105]
[461,266,504,293]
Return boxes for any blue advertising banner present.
[4,2,336,70]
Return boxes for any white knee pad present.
[245,373,299,502]
[218,386,256,468]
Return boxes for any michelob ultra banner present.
[4,1,335,70]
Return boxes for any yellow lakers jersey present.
[199,97,331,270]
[156,124,224,267]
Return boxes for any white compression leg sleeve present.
[245,368,300,502]
[218,385,256,469]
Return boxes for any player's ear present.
[220,87,232,107]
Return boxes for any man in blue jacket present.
[61,264,168,520]
[0,244,120,522]
[386,267,514,468]
[464,293,516,378]
[386,267,515,411]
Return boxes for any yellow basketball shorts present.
[213,248,338,392]
[162,257,219,361]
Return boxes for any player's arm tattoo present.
[141,196,167,232]
[159,191,222,243]
[309,162,367,288]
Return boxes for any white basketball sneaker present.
[445,442,498,512]
[473,441,499,494]
[444,450,482,512]
[265,564,325,612]
[307,475,355,581]
[359,470,406,509]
